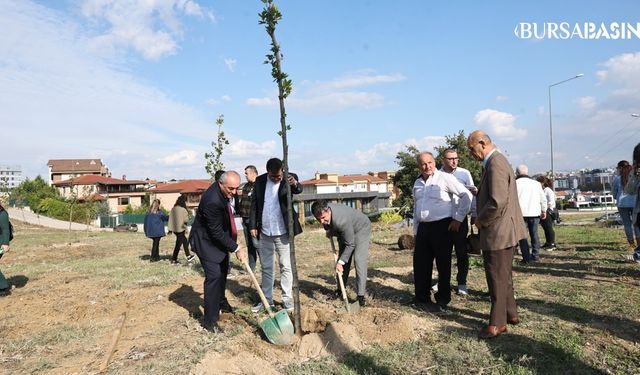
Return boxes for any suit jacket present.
[249,172,303,236]
[327,203,371,264]
[476,151,527,251]
[189,181,237,263]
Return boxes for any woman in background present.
[0,203,12,293]
[536,176,556,251]
[168,195,194,265]
[612,160,639,248]
[143,199,168,262]
[623,143,640,263]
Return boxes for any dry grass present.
[0,215,638,374]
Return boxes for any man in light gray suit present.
[312,200,371,307]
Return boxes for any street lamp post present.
[548,73,583,190]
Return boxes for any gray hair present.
[516,164,529,176]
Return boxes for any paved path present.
[7,207,107,232]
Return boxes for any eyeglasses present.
[226,185,240,191]
[444,157,459,161]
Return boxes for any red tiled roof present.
[301,174,387,186]
[149,179,212,194]
[47,159,105,172]
[53,175,145,186]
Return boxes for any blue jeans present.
[618,207,640,242]
[257,234,293,309]
[519,217,541,261]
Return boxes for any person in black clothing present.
[239,165,259,272]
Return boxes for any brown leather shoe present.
[479,325,507,339]
[507,316,520,325]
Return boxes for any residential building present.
[148,179,212,211]
[47,159,110,186]
[0,165,22,189]
[53,175,146,213]
[298,172,392,218]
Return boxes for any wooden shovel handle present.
[330,237,350,311]
[242,261,275,318]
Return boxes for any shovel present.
[242,261,294,345]
[330,237,361,314]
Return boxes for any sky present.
[3,0,640,182]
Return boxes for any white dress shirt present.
[442,166,477,217]
[412,170,473,233]
[261,178,287,236]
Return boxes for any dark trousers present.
[199,254,230,326]
[171,231,191,261]
[413,218,454,305]
[539,212,556,245]
[150,237,161,260]
[242,218,259,272]
[335,250,354,293]
[453,217,469,285]
[483,246,518,326]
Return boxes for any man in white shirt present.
[441,149,476,295]
[412,152,472,310]
[249,158,303,312]
[515,165,547,263]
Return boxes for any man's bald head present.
[467,130,495,161]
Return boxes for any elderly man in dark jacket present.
[312,200,371,307]
[189,171,248,333]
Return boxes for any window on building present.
[118,197,129,205]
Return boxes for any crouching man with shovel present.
[312,200,371,308]
[189,171,248,334]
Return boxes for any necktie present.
[227,202,237,242]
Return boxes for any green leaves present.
[204,114,228,178]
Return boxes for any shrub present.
[379,210,403,224]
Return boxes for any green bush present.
[36,197,103,224]
[379,210,403,224]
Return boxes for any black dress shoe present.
[219,301,234,313]
[203,322,224,334]
[357,295,366,307]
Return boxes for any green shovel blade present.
[259,310,295,346]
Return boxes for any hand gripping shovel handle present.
[330,237,351,313]
[242,261,275,318]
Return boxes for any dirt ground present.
[3,220,637,374]
[0,222,441,374]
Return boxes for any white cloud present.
[80,0,214,61]
[353,136,445,167]
[0,1,216,180]
[576,96,597,110]
[227,139,277,157]
[206,95,232,105]
[597,52,640,87]
[496,95,508,102]
[247,70,405,113]
[157,150,200,166]
[316,71,406,91]
[224,58,237,72]
[473,109,527,140]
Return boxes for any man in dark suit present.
[249,158,302,312]
[312,200,371,306]
[189,171,247,333]
[467,130,527,339]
